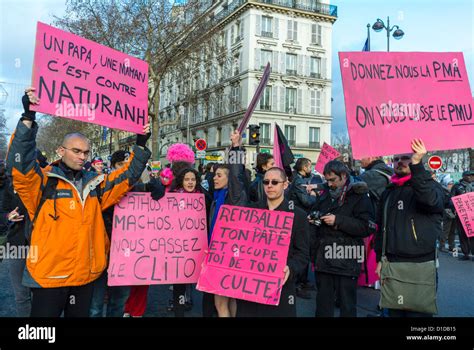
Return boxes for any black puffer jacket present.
[310,180,375,277]
[375,162,444,263]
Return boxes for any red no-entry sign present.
[195,139,207,151]
[428,156,442,170]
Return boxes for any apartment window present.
[261,16,273,38]
[311,24,322,45]
[259,86,272,111]
[310,90,322,115]
[231,85,240,113]
[260,49,272,69]
[284,125,296,146]
[310,57,321,78]
[235,22,242,43]
[285,88,297,113]
[216,92,223,117]
[233,54,240,76]
[309,127,320,148]
[286,53,297,75]
[219,62,225,81]
[259,123,271,145]
[287,20,298,41]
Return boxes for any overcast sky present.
[0,0,472,138]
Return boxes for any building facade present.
[158,0,337,166]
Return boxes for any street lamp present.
[371,17,404,52]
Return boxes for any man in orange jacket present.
[6,87,152,317]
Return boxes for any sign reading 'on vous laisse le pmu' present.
[339,52,474,159]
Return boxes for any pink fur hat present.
[166,143,195,164]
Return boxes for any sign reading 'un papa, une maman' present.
[31,22,149,134]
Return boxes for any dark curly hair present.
[170,168,203,193]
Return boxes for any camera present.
[308,211,325,226]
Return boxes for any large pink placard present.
[108,192,208,286]
[31,22,148,133]
[197,205,294,305]
[452,192,474,238]
[339,52,473,159]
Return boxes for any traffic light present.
[248,124,260,146]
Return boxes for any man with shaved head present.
[6,87,152,317]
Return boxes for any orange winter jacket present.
[7,120,151,288]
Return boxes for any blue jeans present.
[89,272,130,317]
[5,257,31,317]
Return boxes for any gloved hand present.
[150,181,166,201]
[136,123,151,147]
[21,93,36,121]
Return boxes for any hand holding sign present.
[410,138,427,165]
[136,123,151,147]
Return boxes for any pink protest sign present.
[315,142,341,174]
[197,205,294,305]
[108,192,208,286]
[31,22,148,134]
[339,52,474,159]
[452,192,474,238]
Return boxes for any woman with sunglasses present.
[235,167,310,317]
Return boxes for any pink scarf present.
[391,174,412,186]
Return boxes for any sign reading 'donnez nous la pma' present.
[31,22,149,134]
[339,52,474,159]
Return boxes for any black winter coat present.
[249,172,266,203]
[310,181,375,277]
[375,162,444,263]
[2,181,29,247]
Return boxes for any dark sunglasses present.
[263,179,285,186]
[393,156,411,162]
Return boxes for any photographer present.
[309,160,375,317]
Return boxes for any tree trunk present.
[469,148,474,171]
[151,85,161,161]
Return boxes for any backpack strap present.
[372,169,392,183]
[31,176,59,228]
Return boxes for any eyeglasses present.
[393,156,411,162]
[61,146,91,157]
[263,179,285,186]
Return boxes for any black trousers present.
[30,283,94,317]
[202,291,216,317]
[458,218,474,256]
[315,272,357,317]
[172,284,187,317]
